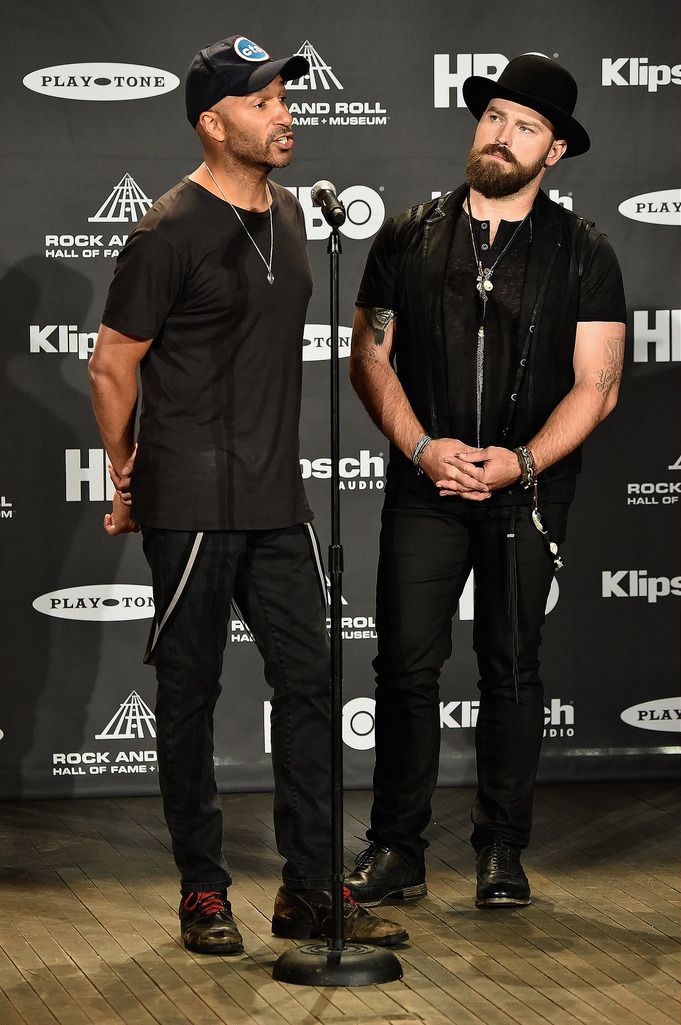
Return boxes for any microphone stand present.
[273,207,402,987]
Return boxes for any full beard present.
[466,143,552,198]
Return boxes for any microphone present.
[311,180,346,227]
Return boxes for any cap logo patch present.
[234,37,270,62]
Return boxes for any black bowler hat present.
[185,35,309,126]
[463,54,590,158]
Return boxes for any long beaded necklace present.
[466,191,531,446]
[203,162,275,285]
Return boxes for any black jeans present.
[368,499,568,865]
[142,524,332,892]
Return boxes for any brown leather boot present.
[179,890,244,955]
[271,885,408,946]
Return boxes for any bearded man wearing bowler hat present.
[346,55,626,909]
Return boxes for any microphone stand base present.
[272,941,403,987]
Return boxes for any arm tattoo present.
[369,307,395,345]
[596,336,624,395]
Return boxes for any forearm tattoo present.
[595,336,625,394]
[369,307,395,345]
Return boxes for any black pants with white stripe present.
[142,523,332,893]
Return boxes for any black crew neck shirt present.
[102,177,313,530]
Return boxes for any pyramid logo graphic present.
[669,455,681,470]
[88,173,153,223]
[288,41,343,90]
[95,691,157,740]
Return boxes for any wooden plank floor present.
[0,782,678,1025]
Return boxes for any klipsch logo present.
[602,58,681,91]
[300,449,385,491]
[618,190,681,226]
[602,571,681,602]
[33,584,154,621]
[620,697,681,732]
[53,692,158,779]
[23,63,179,101]
[31,325,97,361]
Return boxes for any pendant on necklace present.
[476,268,494,294]
[267,272,275,285]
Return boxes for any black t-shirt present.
[102,177,313,530]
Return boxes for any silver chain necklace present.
[203,162,275,285]
[466,192,531,445]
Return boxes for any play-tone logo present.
[303,323,351,361]
[618,189,681,226]
[33,584,154,621]
[23,63,179,101]
[620,697,681,732]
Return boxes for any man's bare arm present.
[349,307,489,497]
[88,324,153,533]
[528,321,625,471]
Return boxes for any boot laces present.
[354,843,387,870]
[182,890,226,916]
[487,841,517,872]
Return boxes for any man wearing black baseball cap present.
[347,55,626,911]
[89,34,407,955]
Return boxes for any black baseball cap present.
[185,35,309,126]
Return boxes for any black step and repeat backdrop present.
[1,1,679,799]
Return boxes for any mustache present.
[480,144,519,166]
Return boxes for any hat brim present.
[246,54,309,93]
[462,76,590,158]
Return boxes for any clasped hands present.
[418,438,522,501]
[103,446,139,535]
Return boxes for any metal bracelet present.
[412,434,432,470]
[514,445,536,489]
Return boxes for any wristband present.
[412,434,432,473]
[513,445,536,489]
